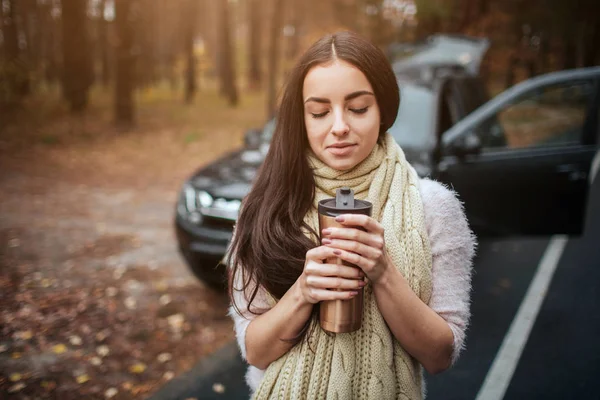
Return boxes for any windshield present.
[261,118,276,142]
[388,83,437,150]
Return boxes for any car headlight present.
[197,190,213,208]
[184,184,197,212]
[178,185,241,222]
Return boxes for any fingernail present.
[335,216,345,222]
[322,238,332,245]
[322,228,332,236]
[358,281,366,287]
[333,249,341,255]
[350,291,359,296]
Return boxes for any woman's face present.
[303,60,381,171]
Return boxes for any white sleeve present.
[227,226,272,360]
[419,178,477,365]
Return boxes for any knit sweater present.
[229,178,476,397]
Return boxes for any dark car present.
[175,67,600,289]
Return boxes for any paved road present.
[151,175,600,400]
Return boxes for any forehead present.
[303,60,373,98]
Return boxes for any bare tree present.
[247,0,262,90]
[115,0,135,125]
[266,0,284,118]
[2,0,29,104]
[96,0,110,86]
[61,0,92,112]
[218,0,238,106]
[183,0,198,103]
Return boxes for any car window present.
[261,118,276,142]
[475,80,595,150]
[389,83,437,149]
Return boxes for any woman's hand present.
[321,214,392,284]
[299,245,367,304]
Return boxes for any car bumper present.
[174,214,233,262]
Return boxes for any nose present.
[331,108,349,136]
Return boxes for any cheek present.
[304,117,328,143]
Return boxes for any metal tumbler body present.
[318,189,372,334]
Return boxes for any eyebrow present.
[304,90,375,104]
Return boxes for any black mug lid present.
[318,187,372,217]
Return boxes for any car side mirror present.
[244,128,262,150]
[448,132,482,160]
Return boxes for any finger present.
[333,214,384,235]
[306,275,366,291]
[305,245,343,262]
[304,262,365,279]
[330,248,376,274]
[308,288,359,302]
[321,238,382,260]
[322,227,384,250]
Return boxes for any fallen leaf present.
[154,281,168,291]
[11,352,22,359]
[90,356,102,366]
[129,362,147,374]
[167,313,184,331]
[105,387,118,398]
[157,352,172,363]
[122,381,133,390]
[69,335,83,346]
[8,238,20,247]
[95,329,110,342]
[76,374,90,384]
[52,344,68,354]
[9,373,22,382]
[96,345,110,357]
[163,371,174,381]
[124,297,137,310]
[106,287,118,297]
[159,294,171,306]
[41,278,51,288]
[15,330,33,340]
[213,383,225,394]
[41,380,56,390]
[0,344,7,353]
[8,383,25,393]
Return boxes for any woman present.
[227,31,476,399]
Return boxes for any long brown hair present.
[228,31,400,343]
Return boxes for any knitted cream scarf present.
[253,133,433,400]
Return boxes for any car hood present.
[392,34,490,76]
[187,144,432,201]
[188,148,264,200]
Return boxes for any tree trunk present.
[61,0,91,112]
[266,0,284,118]
[562,28,577,70]
[4,0,28,103]
[184,0,198,103]
[97,0,110,86]
[115,0,135,125]
[218,0,238,106]
[458,0,476,32]
[247,0,262,90]
[582,15,600,67]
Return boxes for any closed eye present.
[311,111,329,119]
[350,107,368,114]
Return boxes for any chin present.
[326,158,358,171]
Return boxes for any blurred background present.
[1,0,599,399]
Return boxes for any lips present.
[327,143,357,156]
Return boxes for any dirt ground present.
[0,87,266,399]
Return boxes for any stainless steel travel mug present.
[318,187,372,333]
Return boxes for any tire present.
[180,248,228,291]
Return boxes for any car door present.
[435,67,600,236]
